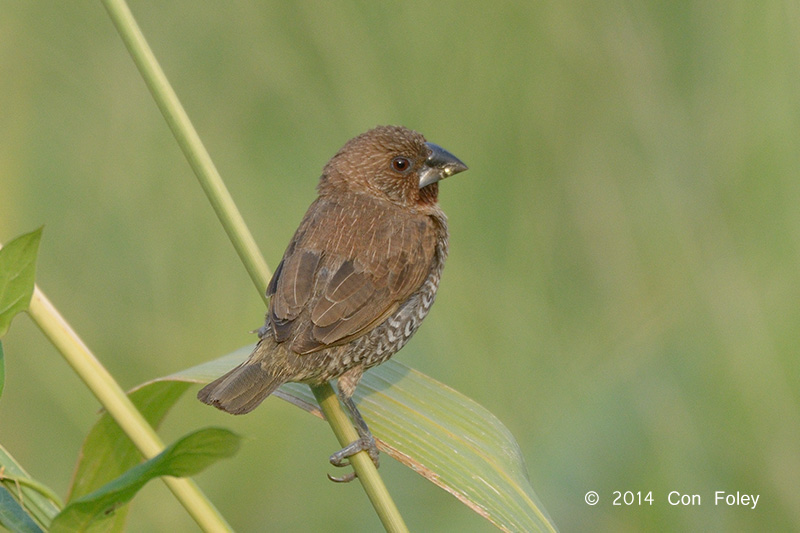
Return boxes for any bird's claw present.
[327,471,357,483]
[327,435,380,483]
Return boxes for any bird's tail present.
[197,359,285,415]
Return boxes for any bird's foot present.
[327,434,380,483]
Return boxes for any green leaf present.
[66,381,192,532]
[0,444,61,530]
[0,486,44,533]
[52,428,240,532]
[68,382,192,499]
[0,228,43,338]
[147,346,558,532]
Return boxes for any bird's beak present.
[418,142,468,189]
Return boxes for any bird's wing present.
[266,196,437,354]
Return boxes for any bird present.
[198,125,467,481]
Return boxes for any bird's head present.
[319,125,468,208]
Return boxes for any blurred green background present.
[2,1,799,531]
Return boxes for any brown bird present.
[198,125,467,481]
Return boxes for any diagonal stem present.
[313,385,406,531]
[26,287,232,532]
[100,0,270,304]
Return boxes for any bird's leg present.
[336,395,380,464]
[328,387,380,483]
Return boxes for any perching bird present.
[198,125,467,481]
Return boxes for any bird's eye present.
[391,157,412,173]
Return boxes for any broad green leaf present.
[52,428,240,532]
[0,444,61,530]
[0,486,43,533]
[66,381,192,532]
[145,346,558,532]
[68,382,192,499]
[0,228,42,338]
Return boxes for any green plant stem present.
[312,384,409,532]
[26,287,232,532]
[97,0,407,529]
[100,0,270,304]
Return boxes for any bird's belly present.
[297,274,440,385]
[357,276,439,369]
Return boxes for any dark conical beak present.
[418,142,468,189]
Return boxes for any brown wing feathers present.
[266,198,434,355]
